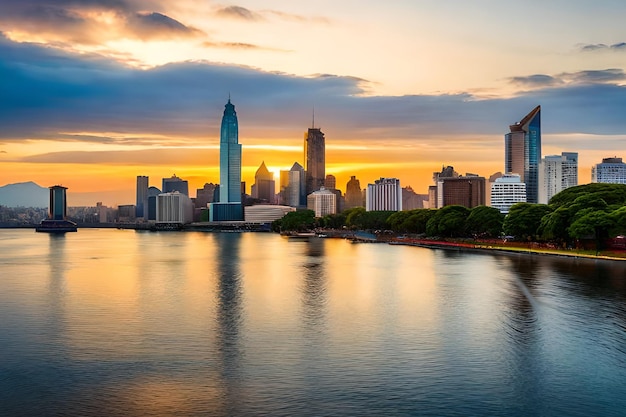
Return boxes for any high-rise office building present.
[591,157,626,184]
[136,175,149,218]
[36,185,77,232]
[307,187,337,217]
[162,174,189,196]
[195,183,217,209]
[220,98,242,203]
[156,192,194,225]
[345,176,363,209]
[505,105,541,203]
[539,152,578,204]
[325,174,336,190]
[210,98,244,221]
[49,185,68,220]
[286,162,307,208]
[304,127,325,195]
[436,175,485,209]
[251,161,275,203]
[366,178,402,211]
[490,174,527,214]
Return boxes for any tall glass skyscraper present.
[505,105,541,203]
[210,98,244,221]
[304,127,325,195]
[220,98,242,204]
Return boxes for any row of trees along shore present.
[272,183,626,249]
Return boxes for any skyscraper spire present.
[312,105,315,129]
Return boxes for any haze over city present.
[2,0,626,206]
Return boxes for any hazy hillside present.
[0,182,49,208]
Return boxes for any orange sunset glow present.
[2,1,626,206]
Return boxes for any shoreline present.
[389,238,626,262]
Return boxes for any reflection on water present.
[1,230,626,417]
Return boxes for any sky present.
[2,0,626,206]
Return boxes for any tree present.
[568,210,614,252]
[344,207,366,229]
[401,209,436,234]
[426,205,470,237]
[272,210,316,232]
[387,209,435,234]
[549,183,626,207]
[503,203,552,241]
[538,206,571,243]
[465,206,504,238]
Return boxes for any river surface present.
[1,229,625,416]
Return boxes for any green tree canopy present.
[272,209,316,232]
[465,206,504,238]
[387,209,435,234]
[426,205,470,237]
[503,203,552,240]
[549,183,626,207]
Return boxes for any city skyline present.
[2,1,626,206]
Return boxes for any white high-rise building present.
[156,192,194,224]
[592,157,626,184]
[539,152,578,204]
[366,178,402,211]
[307,187,336,217]
[490,174,526,214]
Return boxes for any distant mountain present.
[0,182,49,208]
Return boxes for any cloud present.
[262,10,331,24]
[509,69,626,89]
[213,6,330,24]
[0,0,202,44]
[2,34,626,152]
[563,69,626,84]
[509,74,562,88]
[201,41,287,52]
[215,6,260,21]
[580,42,626,52]
[127,12,203,40]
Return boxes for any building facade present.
[307,187,337,217]
[282,162,307,208]
[539,152,578,204]
[505,105,541,203]
[304,127,325,195]
[211,98,244,221]
[436,175,485,209]
[591,157,626,184]
[49,185,68,220]
[136,175,149,218]
[219,98,242,203]
[490,174,527,214]
[345,175,363,209]
[162,174,189,196]
[156,192,194,224]
[366,178,402,211]
[251,161,275,203]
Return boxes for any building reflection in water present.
[47,234,67,345]
[214,233,244,414]
[301,238,328,330]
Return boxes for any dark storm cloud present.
[3,35,626,150]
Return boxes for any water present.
[1,229,625,416]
